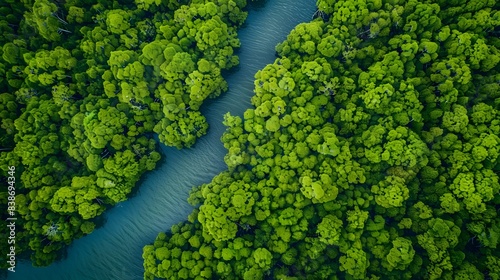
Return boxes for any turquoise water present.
[7,1,315,279]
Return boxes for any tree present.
[371,175,410,208]
[339,247,370,279]
[317,214,343,245]
[106,9,131,35]
[252,248,272,270]
[50,187,76,213]
[385,237,415,271]
[24,0,71,41]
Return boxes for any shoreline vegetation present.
[142,0,500,279]
[0,0,248,268]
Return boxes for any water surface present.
[8,1,316,279]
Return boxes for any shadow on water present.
[7,1,316,279]
[246,0,270,11]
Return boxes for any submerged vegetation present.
[0,0,247,267]
[143,0,500,279]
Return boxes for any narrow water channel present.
[8,1,316,279]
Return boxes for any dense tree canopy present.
[0,0,247,267]
[143,0,500,279]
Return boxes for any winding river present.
[8,1,315,279]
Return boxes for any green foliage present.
[143,0,500,279]
[317,214,343,245]
[106,9,131,35]
[385,237,415,271]
[24,0,70,42]
[1,0,247,268]
[340,247,370,279]
[372,175,409,208]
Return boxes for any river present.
[7,0,316,279]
